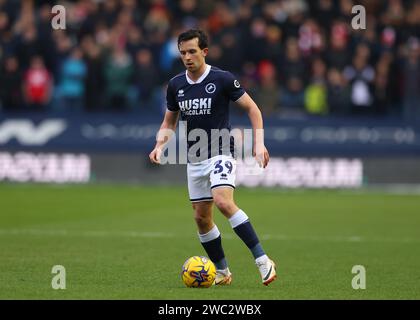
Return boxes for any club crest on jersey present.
[205,83,216,94]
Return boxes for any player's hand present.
[149,147,162,164]
[253,145,270,169]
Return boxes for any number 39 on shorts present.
[213,160,233,174]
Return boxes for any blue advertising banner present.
[0,113,419,156]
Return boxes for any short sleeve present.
[166,81,179,111]
[224,71,246,102]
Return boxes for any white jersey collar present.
[185,64,211,84]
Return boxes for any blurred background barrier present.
[1,113,420,187]
[2,150,420,187]
[1,0,419,188]
[1,114,420,155]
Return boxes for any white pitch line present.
[0,229,174,238]
[0,228,419,244]
[259,234,420,243]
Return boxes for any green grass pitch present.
[1,184,419,299]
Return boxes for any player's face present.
[178,38,208,73]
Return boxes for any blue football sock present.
[198,225,228,270]
[201,236,228,269]
[230,210,266,259]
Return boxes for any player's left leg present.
[211,187,263,258]
[211,187,277,285]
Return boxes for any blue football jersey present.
[166,65,245,161]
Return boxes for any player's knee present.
[213,196,234,214]
[194,213,212,229]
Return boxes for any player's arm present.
[149,110,180,164]
[235,93,270,168]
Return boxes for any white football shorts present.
[187,155,236,202]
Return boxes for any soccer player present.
[149,29,276,286]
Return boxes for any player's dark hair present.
[178,29,209,49]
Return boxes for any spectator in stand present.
[55,47,87,112]
[237,61,259,109]
[126,27,145,62]
[218,31,242,73]
[81,35,105,112]
[51,30,73,81]
[401,37,420,123]
[297,18,325,58]
[22,55,53,111]
[244,17,268,64]
[325,20,351,71]
[343,53,376,115]
[403,1,420,41]
[104,46,134,111]
[280,76,305,116]
[253,60,280,116]
[263,25,283,69]
[381,0,406,28]
[304,57,328,115]
[282,0,308,38]
[373,52,394,116]
[36,3,55,71]
[0,56,22,111]
[0,0,418,120]
[15,24,41,70]
[134,47,160,112]
[279,37,307,86]
[171,0,202,28]
[309,0,337,31]
[326,67,351,115]
[0,10,11,53]
[160,28,185,78]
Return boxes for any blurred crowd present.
[0,0,419,121]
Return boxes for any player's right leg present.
[188,160,231,285]
[192,201,231,285]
